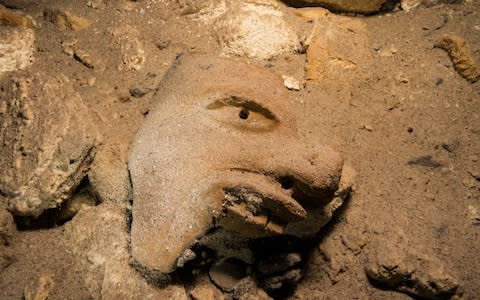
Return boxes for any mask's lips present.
[215,170,308,237]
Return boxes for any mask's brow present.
[206,96,278,121]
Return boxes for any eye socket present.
[207,96,279,131]
[239,108,250,120]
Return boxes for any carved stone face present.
[128,55,352,276]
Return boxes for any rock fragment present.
[209,258,247,292]
[111,25,145,71]
[214,1,300,60]
[62,202,188,299]
[0,4,34,27]
[365,235,463,300]
[190,286,223,300]
[88,143,130,203]
[0,26,35,76]
[232,277,273,300]
[0,75,100,217]
[282,75,301,91]
[297,8,370,81]
[435,34,480,83]
[284,0,387,14]
[23,275,54,300]
[44,8,92,31]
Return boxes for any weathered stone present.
[284,0,386,14]
[0,75,100,217]
[297,8,371,82]
[190,285,225,300]
[209,258,247,292]
[23,275,54,300]
[88,143,130,203]
[0,206,15,245]
[44,8,92,31]
[0,26,35,76]
[232,277,273,300]
[128,54,353,278]
[435,34,480,83]
[0,4,34,27]
[400,0,464,12]
[365,234,463,300]
[111,25,145,71]
[214,1,300,60]
[62,202,188,299]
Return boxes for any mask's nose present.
[259,143,344,202]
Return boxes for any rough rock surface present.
[0,75,100,217]
[0,4,34,27]
[435,34,480,83]
[62,202,188,299]
[297,8,371,82]
[0,25,35,76]
[128,54,352,277]
[365,233,463,299]
[283,0,387,14]
[214,1,300,60]
[44,8,91,31]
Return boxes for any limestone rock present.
[232,277,273,300]
[0,4,34,27]
[0,75,100,217]
[0,26,35,76]
[400,0,465,11]
[365,234,463,300]
[284,0,387,14]
[23,275,54,300]
[297,8,371,82]
[62,202,188,299]
[44,8,92,31]
[111,25,145,71]
[214,1,300,60]
[209,258,247,292]
[190,286,224,300]
[88,143,130,203]
[435,34,480,83]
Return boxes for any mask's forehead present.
[155,55,294,123]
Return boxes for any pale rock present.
[177,0,228,21]
[401,0,465,11]
[209,258,247,292]
[365,233,463,299]
[24,275,54,300]
[0,4,35,27]
[87,0,105,9]
[285,0,387,14]
[62,202,188,299]
[44,8,92,31]
[0,75,100,217]
[232,277,272,300]
[0,26,35,76]
[214,1,300,60]
[111,25,145,71]
[88,143,130,203]
[190,280,225,300]
[282,75,302,91]
[297,8,371,81]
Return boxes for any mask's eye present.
[207,96,279,131]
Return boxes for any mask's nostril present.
[279,176,295,190]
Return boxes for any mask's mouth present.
[214,169,334,238]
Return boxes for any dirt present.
[0,0,479,299]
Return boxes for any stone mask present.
[128,54,353,280]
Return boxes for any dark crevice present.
[13,176,99,230]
